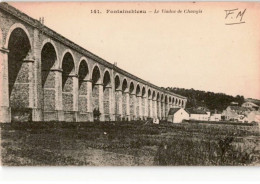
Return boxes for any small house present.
[242,102,259,110]
[187,108,210,121]
[167,108,189,123]
[222,106,253,121]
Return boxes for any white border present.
[1,0,260,183]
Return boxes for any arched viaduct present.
[0,3,187,122]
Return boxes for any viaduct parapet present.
[0,3,187,122]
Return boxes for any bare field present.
[1,121,259,166]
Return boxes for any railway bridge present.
[0,3,187,122]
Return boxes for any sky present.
[9,2,260,99]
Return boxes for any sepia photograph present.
[0,1,259,167]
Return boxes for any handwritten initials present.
[224,8,246,25]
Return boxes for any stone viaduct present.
[0,3,187,123]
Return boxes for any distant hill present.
[166,87,245,112]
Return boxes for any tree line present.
[165,87,245,112]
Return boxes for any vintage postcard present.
[0,1,259,166]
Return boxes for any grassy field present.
[1,121,259,166]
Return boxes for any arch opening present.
[161,94,164,119]
[92,66,101,116]
[114,75,122,120]
[129,82,135,120]
[152,91,156,118]
[41,42,57,120]
[152,91,156,100]
[62,52,75,121]
[165,96,168,118]
[142,87,146,97]
[78,60,89,88]
[135,84,141,119]
[130,82,134,94]
[103,71,111,120]
[41,43,56,87]
[103,71,111,88]
[8,28,31,96]
[62,52,75,90]
[148,89,151,98]
[157,93,160,101]
[8,28,31,121]
[141,87,146,119]
[77,60,89,121]
[148,89,152,118]
[136,85,140,96]
[122,79,128,120]
[92,66,101,87]
[115,75,120,90]
[156,93,160,119]
[122,79,128,92]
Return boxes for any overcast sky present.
[9,2,260,99]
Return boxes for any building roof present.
[242,102,259,107]
[231,102,239,105]
[197,106,210,112]
[168,108,188,115]
[168,108,181,115]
